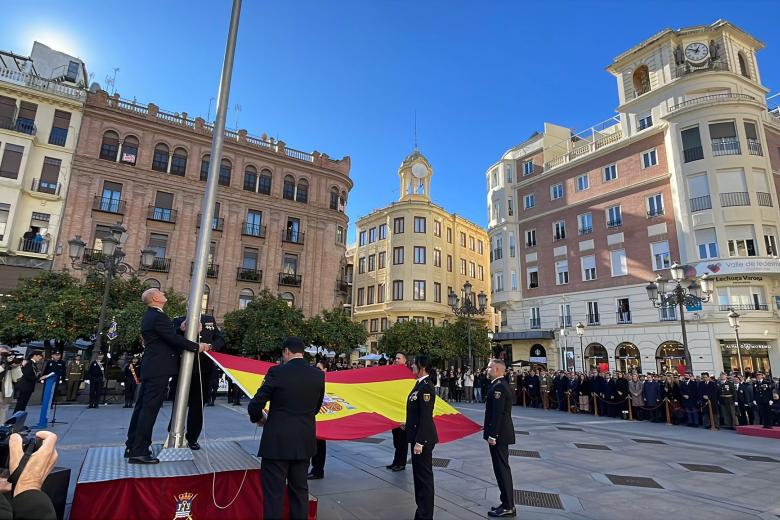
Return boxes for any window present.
[0,144,24,179]
[507,197,514,216]
[524,193,535,209]
[336,226,345,244]
[709,122,740,156]
[610,249,627,276]
[151,191,174,221]
[392,280,404,300]
[0,203,9,241]
[469,235,476,251]
[745,122,762,156]
[367,286,375,305]
[243,165,257,191]
[49,110,71,146]
[170,148,188,175]
[696,228,718,260]
[120,136,138,165]
[358,257,366,274]
[15,101,36,134]
[553,220,566,241]
[368,254,376,271]
[559,304,572,327]
[469,261,476,278]
[393,246,404,265]
[434,282,442,303]
[738,52,750,78]
[728,238,757,257]
[147,232,168,260]
[525,229,536,247]
[359,231,366,246]
[38,157,60,193]
[378,251,386,269]
[477,240,483,254]
[637,114,653,130]
[361,320,368,331]
[433,248,441,267]
[393,217,404,234]
[414,246,426,264]
[434,220,441,237]
[530,307,541,329]
[555,260,569,285]
[295,179,308,203]
[478,265,484,281]
[606,205,622,228]
[370,318,378,332]
[491,169,498,188]
[330,187,340,210]
[641,149,658,168]
[460,258,467,275]
[218,159,231,187]
[447,254,453,272]
[413,280,426,301]
[283,175,295,200]
[379,224,387,240]
[505,164,513,183]
[587,301,600,325]
[493,235,503,260]
[523,160,534,176]
[764,226,778,256]
[494,272,504,292]
[0,96,14,128]
[603,164,617,182]
[551,183,564,200]
[200,155,211,180]
[578,213,593,235]
[581,255,596,281]
[651,241,671,270]
[527,266,539,289]
[647,194,664,217]
[718,286,766,311]
[414,216,426,233]
[446,227,452,243]
[66,60,80,81]
[510,270,517,290]
[258,169,272,194]
[508,232,516,257]
[633,65,650,95]
[378,283,386,303]
[576,174,589,191]
[368,227,377,243]
[357,287,365,306]
[681,127,704,163]
[381,317,388,330]
[152,143,169,172]
[99,131,119,161]
[460,232,466,247]
[242,245,258,269]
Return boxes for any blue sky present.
[3,2,778,243]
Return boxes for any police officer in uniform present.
[386,352,409,472]
[172,313,226,450]
[484,359,516,518]
[66,355,85,401]
[42,351,66,403]
[539,370,550,410]
[405,355,437,520]
[753,372,775,429]
[717,373,737,429]
[87,353,106,408]
[736,375,755,425]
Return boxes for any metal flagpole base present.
[156,446,194,462]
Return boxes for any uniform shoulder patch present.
[494,390,501,399]
[423,393,431,402]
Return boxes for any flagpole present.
[166,0,242,450]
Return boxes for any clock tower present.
[398,149,433,201]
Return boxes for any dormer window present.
[632,65,650,97]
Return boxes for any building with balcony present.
[0,42,87,291]
[53,88,352,319]
[352,149,494,352]
[487,20,780,376]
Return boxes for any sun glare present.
[23,25,84,58]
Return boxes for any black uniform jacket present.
[139,307,199,381]
[16,362,40,393]
[248,358,325,460]
[172,314,226,376]
[405,376,438,446]
[87,360,104,381]
[483,377,515,444]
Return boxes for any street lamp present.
[448,281,487,370]
[727,308,744,376]
[645,262,713,372]
[68,224,156,360]
[575,321,585,372]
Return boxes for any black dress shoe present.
[307,473,323,480]
[385,464,396,470]
[188,442,201,451]
[124,448,130,458]
[391,465,406,472]
[488,507,516,517]
[128,455,160,465]
[490,505,502,512]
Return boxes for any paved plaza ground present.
[32,398,780,519]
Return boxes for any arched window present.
[218,159,231,187]
[632,65,650,97]
[99,131,119,161]
[615,342,641,373]
[200,155,210,181]
[120,135,139,165]
[152,143,169,172]
[258,169,272,195]
[239,288,254,309]
[243,165,257,192]
[170,147,188,176]
[201,284,210,314]
[280,292,294,307]
[340,190,347,210]
[330,187,339,210]
[283,175,295,200]
[585,343,608,372]
[656,341,687,375]
[295,178,308,203]
[738,52,750,78]
[143,278,161,289]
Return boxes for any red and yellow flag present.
[208,352,481,443]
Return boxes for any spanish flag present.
[208,352,481,442]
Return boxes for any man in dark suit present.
[13,351,43,414]
[386,352,409,472]
[248,337,324,520]
[86,352,105,408]
[124,288,210,464]
[171,313,225,450]
[405,355,438,520]
[41,351,66,402]
[484,359,516,518]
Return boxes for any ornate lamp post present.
[448,280,487,370]
[727,308,744,376]
[68,224,156,360]
[575,321,585,373]
[645,262,713,372]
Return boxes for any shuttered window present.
[0,144,24,179]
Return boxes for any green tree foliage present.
[377,317,491,366]
[306,309,368,356]
[110,290,186,352]
[441,317,492,361]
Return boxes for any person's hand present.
[21,360,27,367]
[255,410,268,426]
[198,343,211,353]
[488,436,497,446]
[9,431,58,496]
[413,443,423,455]
[180,321,187,332]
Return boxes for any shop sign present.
[693,259,780,277]
[529,356,547,363]
[720,342,771,351]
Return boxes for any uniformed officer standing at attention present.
[42,351,66,402]
[172,313,225,450]
[386,352,409,472]
[405,355,438,520]
[484,359,516,518]
[65,354,85,401]
[753,372,775,429]
[86,353,106,409]
[248,337,325,520]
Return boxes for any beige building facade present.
[488,20,780,376]
[352,150,494,352]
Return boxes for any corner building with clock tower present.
[352,149,494,353]
[487,20,780,376]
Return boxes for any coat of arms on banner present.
[319,393,356,414]
[173,492,197,519]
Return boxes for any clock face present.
[685,42,709,63]
[411,163,428,179]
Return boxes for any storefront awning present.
[492,331,555,342]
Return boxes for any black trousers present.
[186,370,210,444]
[310,439,326,476]
[757,402,772,428]
[411,443,434,520]
[124,382,137,407]
[126,376,168,457]
[13,392,32,413]
[261,458,309,520]
[489,443,514,509]
[391,427,408,467]
[88,378,103,407]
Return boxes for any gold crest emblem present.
[423,393,431,402]
[173,492,197,520]
[494,391,501,399]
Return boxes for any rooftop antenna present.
[104,67,119,95]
